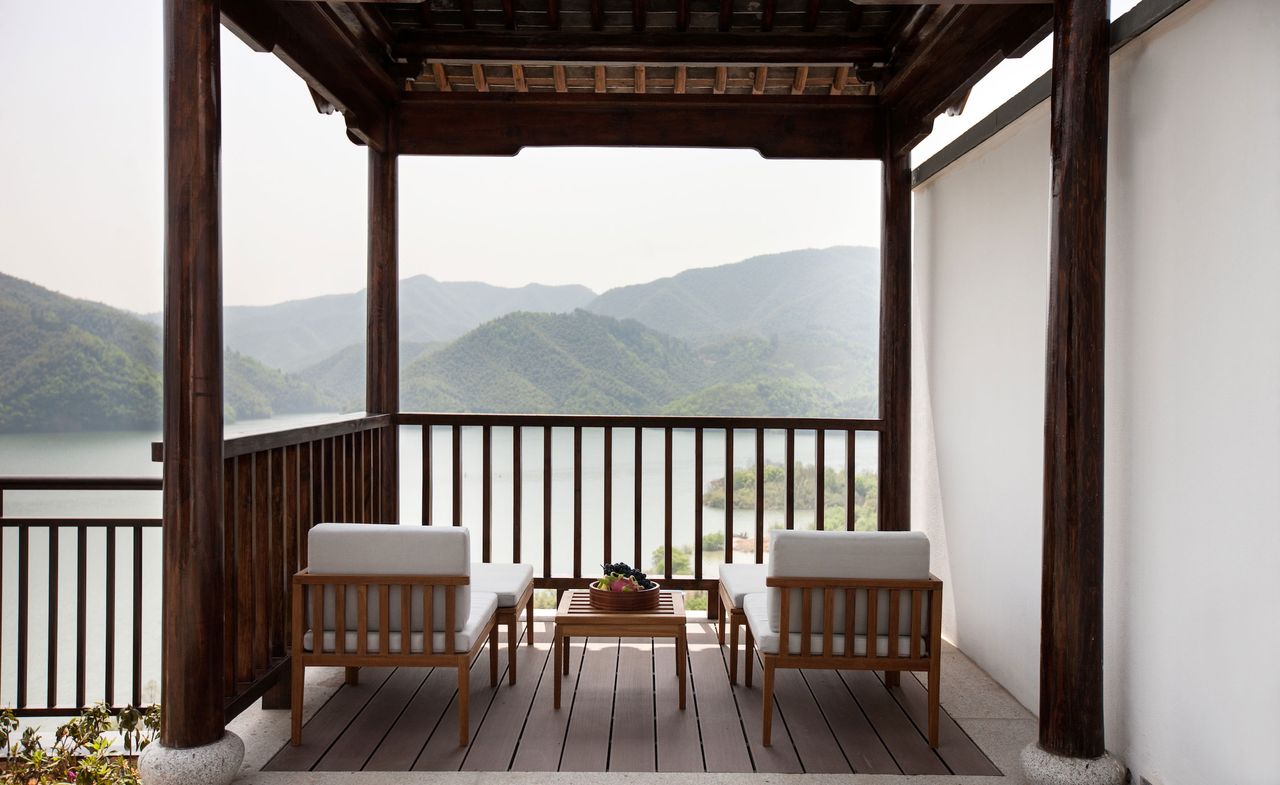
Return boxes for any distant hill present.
[0,273,336,432]
[177,275,596,371]
[586,246,880,349]
[298,340,441,413]
[402,310,710,414]
[399,310,874,416]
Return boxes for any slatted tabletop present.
[264,620,1000,775]
[556,588,685,622]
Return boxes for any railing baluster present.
[235,456,254,685]
[47,526,59,708]
[573,426,582,578]
[76,525,87,708]
[271,447,286,659]
[845,429,856,531]
[633,428,643,568]
[452,426,463,527]
[422,424,433,525]
[724,428,733,564]
[104,526,115,705]
[131,525,143,706]
[603,427,612,565]
[513,427,522,562]
[693,427,703,581]
[483,424,493,563]
[254,450,271,673]
[663,427,673,579]
[815,429,825,529]
[785,428,796,530]
[543,426,553,579]
[300,442,313,567]
[755,429,765,562]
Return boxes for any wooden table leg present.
[677,628,687,710]
[554,631,562,709]
[563,635,571,674]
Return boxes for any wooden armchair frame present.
[746,575,944,747]
[290,570,498,746]
[499,581,536,685]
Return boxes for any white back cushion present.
[308,523,471,633]
[767,530,930,635]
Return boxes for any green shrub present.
[1,703,159,785]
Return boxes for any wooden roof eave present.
[221,0,398,150]
[881,3,1052,154]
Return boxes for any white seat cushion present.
[743,592,921,657]
[304,591,498,655]
[718,563,768,609]
[470,562,534,607]
[308,523,471,633]
[768,530,930,636]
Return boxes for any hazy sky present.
[0,1,1138,314]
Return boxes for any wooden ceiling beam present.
[396,93,882,158]
[393,31,888,65]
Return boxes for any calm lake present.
[0,413,879,712]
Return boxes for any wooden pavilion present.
[155,0,1114,781]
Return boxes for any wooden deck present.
[264,620,1000,775]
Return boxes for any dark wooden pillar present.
[878,127,912,531]
[161,0,226,748]
[367,126,399,521]
[1040,0,1109,760]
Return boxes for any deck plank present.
[609,638,657,771]
[891,671,1002,776]
[314,667,429,771]
[770,667,852,772]
[362,665,459,770]
[802,669,901,773]
[841,670,948,775]
[508,629,582,771]
[655,628,707,772]
[732,651,803,773]
[559,637,619,771]
[263,622,994,777]
[460,622,552,771]
[263,667,394,772]
[412,635,508,770]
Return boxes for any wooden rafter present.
[433,62,451,91]
[803,0,820,32]
[633,0,647,32]
[791,66,808,95]
[595,64,607,92]
[634,65,646,93]
[590,0,603,30]
[461,0,476,28]
[761,0,776,32]
[472,63,489,91]
[675,65,687,93]
[831,65,849,95]
[753,66,767,94]
[719,0,733,32]
[714,66,727,94]
[513,63,528,91]
[501,0,516,29]
[547,0,560,29]
[553,64,567,91]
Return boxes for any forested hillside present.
[0,273,336,432]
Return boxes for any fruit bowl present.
[589,563,660,611]
[588,582,661,611]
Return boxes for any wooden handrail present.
[150,413,393,461]
[398,411,883,431]
[0,476,162,491]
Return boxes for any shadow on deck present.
[263,621,997,775]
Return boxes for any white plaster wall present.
[913,0,1280,782]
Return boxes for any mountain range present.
[2,246,881,431]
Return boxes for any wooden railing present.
[0,476,162,716]
[206,414,394,718]
[397,413,884,606]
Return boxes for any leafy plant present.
[1,703,158,785]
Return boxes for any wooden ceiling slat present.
[394,32,889,66]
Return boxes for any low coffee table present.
[554,589,687,709]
